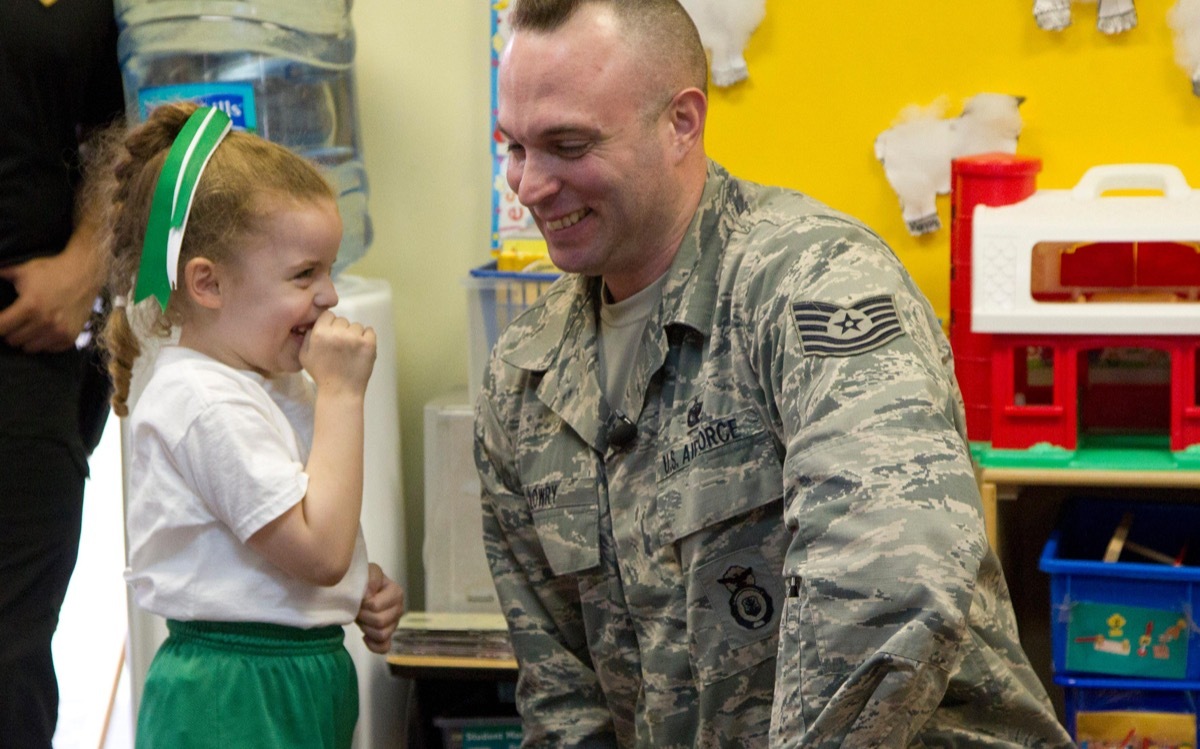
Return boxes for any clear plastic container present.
[462,262,560,398]
[115,0,372,274]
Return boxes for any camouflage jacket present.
[475,162,1072,748]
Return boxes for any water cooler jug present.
[114,0,372,274]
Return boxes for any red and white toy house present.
[950,154,1200,453]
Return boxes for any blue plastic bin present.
[1055,675,1197,745]
[1038,498,1200,685]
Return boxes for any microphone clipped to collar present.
[608,410,638,450]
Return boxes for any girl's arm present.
[248,311,376,586]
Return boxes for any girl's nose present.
[317,276,339,309]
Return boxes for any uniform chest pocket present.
[656,410,788,687]
[655,408,784,545]
[529,476,600,576]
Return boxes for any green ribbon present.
[134,106,233,311]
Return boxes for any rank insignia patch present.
[792,294,905,357]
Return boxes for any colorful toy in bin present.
[951,155,1200,466]
[495,238,552,272]
[1105,512,1190,566]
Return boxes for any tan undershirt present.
[598,272,670,416]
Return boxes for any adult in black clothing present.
[0,1,124,745]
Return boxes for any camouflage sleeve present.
[475,375,619,748]
[745,218,989,748]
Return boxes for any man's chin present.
[545,248,593,277]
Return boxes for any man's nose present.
[513,151,559,208]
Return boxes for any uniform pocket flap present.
[656,410,783,544]
[530,479,600,576]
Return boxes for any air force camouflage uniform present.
[475,162,1072,748]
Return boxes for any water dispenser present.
[115,0,373,274]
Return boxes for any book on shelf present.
[392,611,515,661]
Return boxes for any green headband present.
[134,106,233,311]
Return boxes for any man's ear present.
[182,257,223,310]
[666,87,707,161]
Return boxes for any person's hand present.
[300,310,376,396]
[0,252,99,353]
[356,562,405,654]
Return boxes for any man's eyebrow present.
[497,123,599,142]
[543,124,597,138]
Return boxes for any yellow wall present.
[349,0,1200,605]
[708,0,1200,317]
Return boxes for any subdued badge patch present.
[697,548,782,648]
[791,294,906,357]
[718,565,774,631]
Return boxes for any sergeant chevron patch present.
[792,295,905,357]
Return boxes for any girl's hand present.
[300,310,377,395]
[356,562,405,654]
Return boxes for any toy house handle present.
[1071,164,1192,200]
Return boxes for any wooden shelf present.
[387,653,518,672]
[977,465,1200,551]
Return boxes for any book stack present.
[391,612,515,665]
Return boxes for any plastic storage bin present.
[1039,498,1200,685]
[423,394,500,613]
[1056,676,1197,746]
[463,262,560,398]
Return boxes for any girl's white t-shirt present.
[124,345,369,627]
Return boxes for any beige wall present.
[349,0,492,607]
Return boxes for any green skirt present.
[136,620,358,749]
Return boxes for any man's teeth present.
[546,208,588,231]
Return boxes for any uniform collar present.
[658,159,731,341]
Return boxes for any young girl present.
[94,102,404,748]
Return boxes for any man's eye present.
[557,142,590,158]
[506,142,525,157]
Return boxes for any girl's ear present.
[182,257,223,310]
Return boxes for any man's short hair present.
[509,0,708,93]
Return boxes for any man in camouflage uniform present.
[475,1,1074,746]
